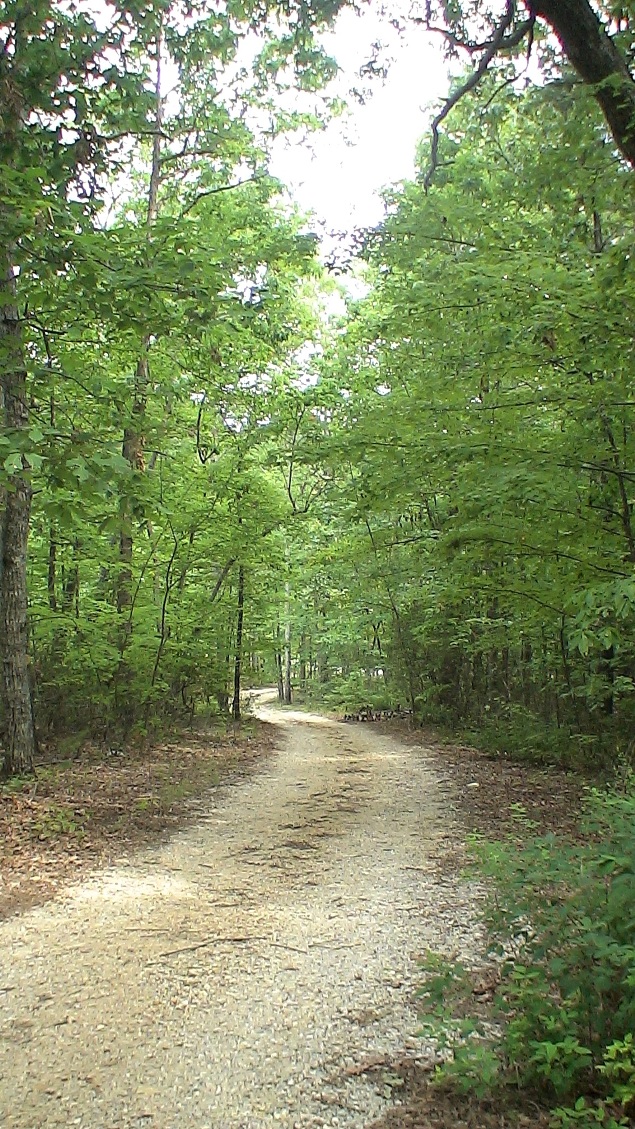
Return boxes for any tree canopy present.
[2,0,635,776]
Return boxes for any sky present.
[270,7,450,237]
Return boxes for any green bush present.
[459,705,610,770]
[307,669,392,713]
[419,788,635,1124]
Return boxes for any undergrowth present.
[303,670,394,715]
[433,698,625,772]
[418,786,635,1128]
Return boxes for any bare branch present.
[210,559,237,604]
[416,16,533,57]
[286,407,306,512]
[423,4,535,191]
[178,175,263,219]
[160,146,221,166]
[416,22,487,54]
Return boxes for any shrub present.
[419,788,635,1124]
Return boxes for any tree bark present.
[0,262,36,776]
[275,625,284,701]
[47,393,57,612]
[47,528,57,612]
[428,0,635,183]
[232,566,245,722]
[61,539,80,615]
[532,0,635,169]
[118,367,147,614]
[283,580,292,704]
[117,25,163,617]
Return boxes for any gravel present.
[0,693,483,1129]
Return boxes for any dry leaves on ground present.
[0,720,275,919]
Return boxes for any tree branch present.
[424,1,523,191]
[533,0,635,168]
[179,176,263,219]
[210,558,237,604]
[419,15,534,58]
[423,0,635,180]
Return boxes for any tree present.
[0,0,349,774]
[22,180,323,736]
[418,0,635,184]
[0,0,137,774]
[296,75,635,763]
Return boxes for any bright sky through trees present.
[271,7,449,234]
[4,0,635,796]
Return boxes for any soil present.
[0,719,276,919]
[364,726,584,1129]
[0,694,584,1129]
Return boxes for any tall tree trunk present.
[283,580,292,704]
[533,0,635,169]
[47,393,57,612]
[117,25,163,620]
[0,260,36,776]
[47,528,57,612]
[61,539,80,616]
[232,566,245,722]
[275,625,284,701]
[600,412,635,564]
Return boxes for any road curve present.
[0,694,480,1129]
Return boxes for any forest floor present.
[0,692,583,1129]
[0,718,276,920]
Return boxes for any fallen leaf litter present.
[0,693,484,1129]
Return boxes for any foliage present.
[2,10,635,1122]
[0,0,346,766]
[418,789,635,1123]
[31,806,85,840]
[294,72,635,768]
[2,0,635,778]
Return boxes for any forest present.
[2,0,635,777]
[2,0,635,1124]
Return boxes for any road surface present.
[0,694,480,1129]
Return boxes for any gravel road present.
[0,693,482,1129]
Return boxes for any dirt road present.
[0,694,481,1129]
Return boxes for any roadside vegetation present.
[2,1,635,1124]
[415,784,635,1129]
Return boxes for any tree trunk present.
[532,0,635,168]
[283,580,292,704]
[275,626,284,701]
[283,631,292,704]
[117,377,146,615]
[61,539,80,615]
[117,26,163,618]
[47,527,57,612]
[47,394,57,612]
[0,261,36,776]
[232,566,245,722]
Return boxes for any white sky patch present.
[271,8,449,236]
